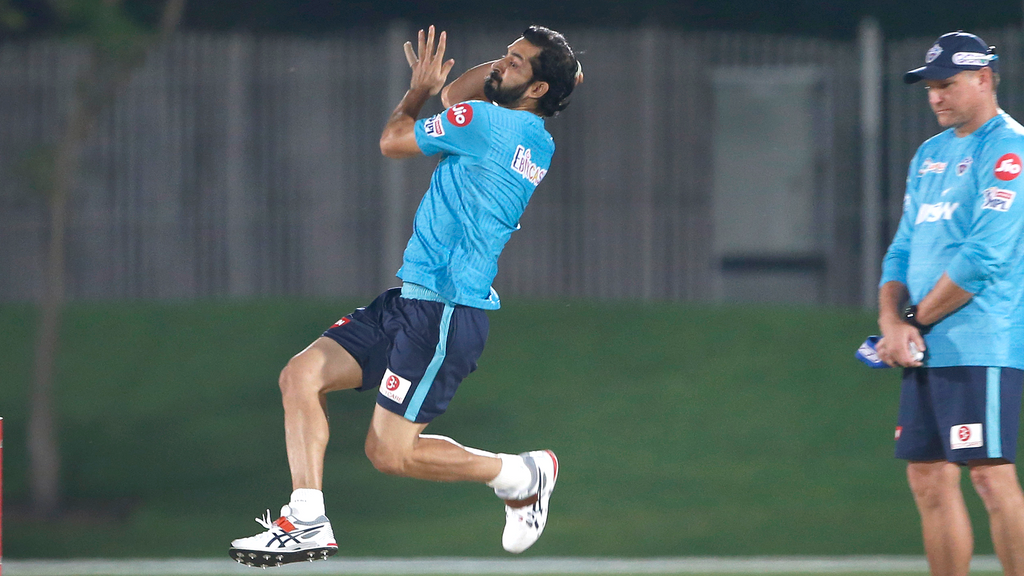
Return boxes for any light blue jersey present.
[402,100,554,309]
[881,111,1024,368]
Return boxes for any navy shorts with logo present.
[321,285,489,424]
[896,366,1024,463]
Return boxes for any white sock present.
[288,488,325,521]
[486,453,534,499]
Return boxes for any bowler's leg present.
[907,460,973,576]
[364,403,502,482]
[230,337,357,565]
[364,403,558,553]
[281,337,363,490]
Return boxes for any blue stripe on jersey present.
[404,303,455,421]
[987,366,1003,458]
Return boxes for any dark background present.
[5,0,1024,40]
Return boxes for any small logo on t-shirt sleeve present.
[982,187,1016,212]
[424,114,445,137]
[446,103,473,127]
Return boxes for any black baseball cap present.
[904,31,999,84]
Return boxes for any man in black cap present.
[876,31,1024,576]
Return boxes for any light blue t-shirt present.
[881,111,1024,368]
[401,100,554,310]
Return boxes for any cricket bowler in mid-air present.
[229,24,583,566]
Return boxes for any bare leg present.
[279,337,363,490]
[364,403,502,482]
[907,461,973,576]
[969,461,1024,576]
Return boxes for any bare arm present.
[380,26,455,159]
[876,274,973,367]
[379,87,433,159]
[440,61,495,108]
[915,272,973,325]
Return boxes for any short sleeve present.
[414,101,492,159]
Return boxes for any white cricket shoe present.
[229,505,338,567]
[502,450,558,554]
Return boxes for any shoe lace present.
[255,509,277,531]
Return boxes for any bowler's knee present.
[364,433,411,477]
[279,353,325,399]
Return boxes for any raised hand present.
[403,25,456,97]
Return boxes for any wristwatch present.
[903,304,930,333]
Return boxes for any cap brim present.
[904,65,965,84]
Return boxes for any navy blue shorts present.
[322,286,489,424]
[895,366,1023,463]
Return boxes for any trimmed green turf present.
[1,572,1009,576]
[0,300,1011,557]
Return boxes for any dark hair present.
[521,25,578,117]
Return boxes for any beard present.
[484,70,532,106]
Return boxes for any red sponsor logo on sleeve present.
[994,153,1022,181]
[447,103,473,127]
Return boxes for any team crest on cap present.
[925,44,942,63]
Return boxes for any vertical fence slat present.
[4,26,1004,306]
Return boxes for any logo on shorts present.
[994,153,1022,181]
[332,317,350,327]
[950,423,983,449]
[447,103,473,127]
[424,114,445,137]
[379,369,412,404]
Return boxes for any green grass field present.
[0,569,999,573]
[2,569,999,573]
[0,300,1014,558]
